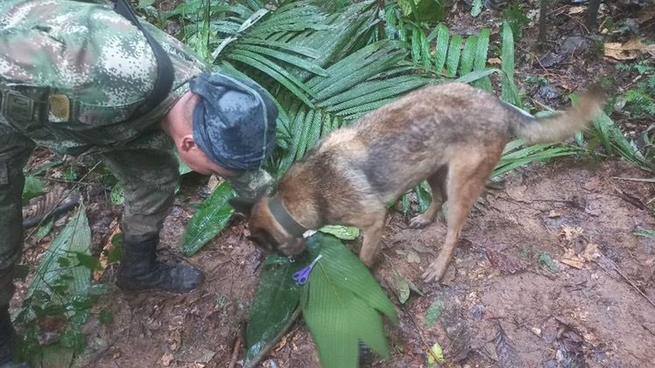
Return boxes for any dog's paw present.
[408,214,433,229]
[422,264,446,283]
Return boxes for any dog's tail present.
[508,87,605,144]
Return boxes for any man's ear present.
[180,135,196,153]
[229,197,257,217]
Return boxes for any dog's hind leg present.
[422,144,503,283]
[409,165,448,229]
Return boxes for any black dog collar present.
[268,195,307,238]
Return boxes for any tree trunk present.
[586,0,602,31]
[538,0,548,50]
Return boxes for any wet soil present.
[9,1,655,368]
[58,158,654,368]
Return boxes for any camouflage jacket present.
[0,0,210,155]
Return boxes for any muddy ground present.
[9,1,655,368]
[61,158,653,368]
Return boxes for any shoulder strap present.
[111,0,174,119]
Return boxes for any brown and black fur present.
[231,82,604,282]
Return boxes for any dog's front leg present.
[357,210,388,267]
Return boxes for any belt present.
[0,84,50,132]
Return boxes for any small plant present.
[623,75,655,118]
[502,1,529,38]
[14,205,110,367]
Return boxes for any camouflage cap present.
[189,72,277,172]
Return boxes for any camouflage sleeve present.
[0,0,157,110]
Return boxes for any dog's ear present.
[229,197,257,217]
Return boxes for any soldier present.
[0,1,278,367]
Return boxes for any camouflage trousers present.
[0,124,179,307]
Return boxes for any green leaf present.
[473,28,492,91]
[104,239,122,265]
[415,180,431,213]
[455,68,500,84]
[228,50,316,107]
[445,34,463,78]
[318,225,360,240]
[427,342,445,364]
[75,253,102,271]
[110,183,124,206]
[29,160,63,176]
[500,21,521,107]
[13,264,29,281]
[181,181,236,256]
[537,252,559,272]
[434,23,449,75]
[24,204,92,321]
[634,229,655,238]
[244,255,306,364]
[40,344,74,368]
[32,218,54,243]
[459,35,478,76]
[424,299,443,327]
[471,0,483,17]
[22,175,43,205]
[69,295,94,311]
[391,271,422,303]
[411,28,422,65]
[302,233,397,368]
[60,328,86,354]
[237,44,329,76]
[421,29,432,69]
[99,310,113,325]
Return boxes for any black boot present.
[115,233,205,293]
[0,307,28,368]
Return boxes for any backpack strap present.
[111,0,174,119]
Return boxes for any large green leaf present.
[493,141,584,178]
[24,204,91,319]
[445,34,463,78]
[473,28,492,91]
[433,23,449,75]
[302,233,397,368]
[181,181,236,256]
[500,21,521,107]
[244,256,308,365]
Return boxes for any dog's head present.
[229,197,306,257]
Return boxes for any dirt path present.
[72,158,655,368]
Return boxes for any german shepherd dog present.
[230,83,604,282]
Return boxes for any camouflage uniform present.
[0,0,211,306]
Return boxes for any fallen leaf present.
[160,353,174,367]
[568,6,585,15]
[485,247,528,274]
[93,221,120,281]
[547,210,561,218]
[391,272,422,304]
[559,225,584,243]
[427,342,445,365]
[581,242,600,262]
[391,274,411,304]
[424,299,443,327]
[406,249,421,264]
[604,39,655,61]
[538,252,560,272]
[411,241,433,254]
[560,248,584,269]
